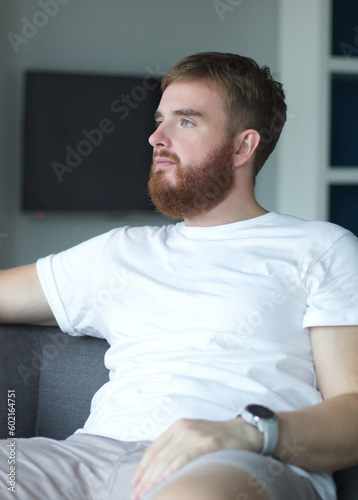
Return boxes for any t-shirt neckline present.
[176,212,279,238]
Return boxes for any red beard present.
[147,141,236,220]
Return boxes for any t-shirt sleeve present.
[303,231,358,328]
[36,229,118,338]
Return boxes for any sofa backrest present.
[0,325,109,440]
[35,330,110,439]
[0,325,42,438]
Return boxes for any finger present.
[133,436,206,498]
[134,419,211,490]
[133,433,182,491]
[133,444,206,500]
[131,426,174,486]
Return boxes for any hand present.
[130,417,263,500]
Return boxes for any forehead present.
[157,80,227,120]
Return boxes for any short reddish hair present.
[162,52,287,177]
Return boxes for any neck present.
[184,183,268,227]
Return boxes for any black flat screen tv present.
[22,71,162,211]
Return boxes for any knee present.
[148,481,229,500]
[146,466,270,500]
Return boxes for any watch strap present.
[238,405,279,456]
[258,417,279,455]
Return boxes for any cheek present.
[173,130,224,162]
[177,141,209,163]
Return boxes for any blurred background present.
[1,0,357,267]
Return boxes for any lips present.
[154,157,176,169]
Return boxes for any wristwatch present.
[238,404,279,456]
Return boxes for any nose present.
[148,124,171,150]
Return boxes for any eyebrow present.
[154,108,203,120]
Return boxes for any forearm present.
[273,393,358,472]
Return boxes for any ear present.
[232,129,261,168]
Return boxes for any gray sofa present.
[0,324,357,499]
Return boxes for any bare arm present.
[0,263,57,325]
[273,325,358,472]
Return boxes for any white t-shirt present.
[37,212,358,500]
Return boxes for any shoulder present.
[262,213,358,270]
[269,212,355,246]
[80,223,181,259]
[111,223,179,243]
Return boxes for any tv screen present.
[22,71,162,211]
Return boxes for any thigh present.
[0,434,151,500]
[143,450,323,500]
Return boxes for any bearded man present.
[1,52,358,500]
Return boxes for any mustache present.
[153,150,180,163]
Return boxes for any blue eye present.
[181,118,194,127]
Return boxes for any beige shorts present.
[0,434,323,500]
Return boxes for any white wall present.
[276,0,326,221]
[1,0,280,267]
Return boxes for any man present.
[1,52,358,500]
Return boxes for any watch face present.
[247,404,275,419]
